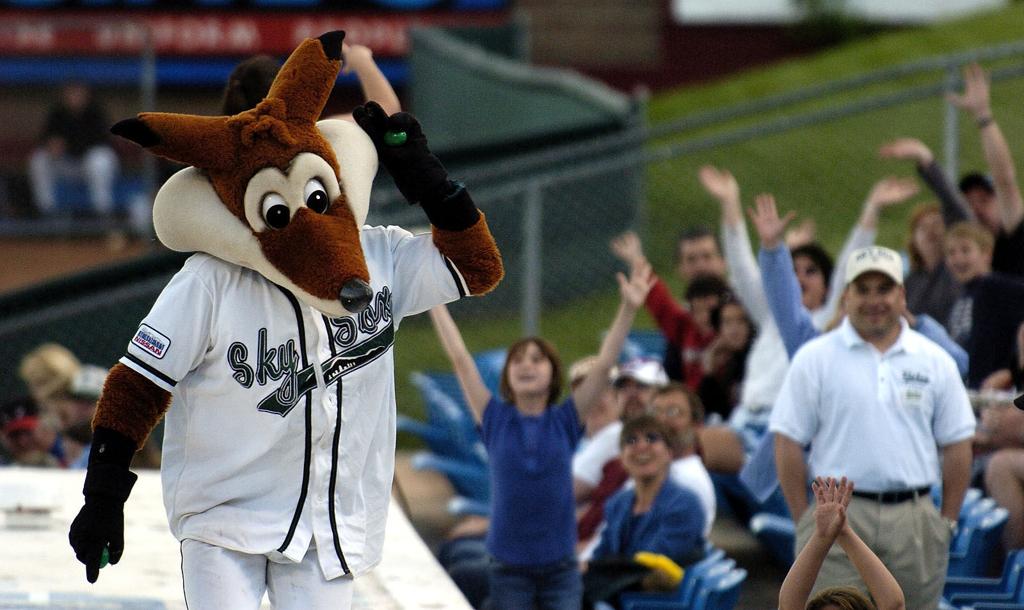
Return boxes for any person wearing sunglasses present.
[586,415,706,605]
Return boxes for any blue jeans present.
[488,556,582,610]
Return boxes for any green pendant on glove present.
[100,546,110,568]
[384,130,408,147]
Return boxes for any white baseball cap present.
[568,355,598,386]
[611,357,669,388]
[844,246,904,286]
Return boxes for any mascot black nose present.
[340,279,373,314]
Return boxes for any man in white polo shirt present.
[771,245,975,609]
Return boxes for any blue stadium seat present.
[690,568,748,610]
[410,451,490,503]
[53,175,145,214]
[749,512,795,567]
[960,601,1024,610]
[622,330,667,362]
[472,348,506,395]
[407,371,486,465]
[945,550,1024,607]
[960,488,985,520]
[710,471,789,526]
[402,371,491,500]
[618,548,729,610]
[948,505,1010,578]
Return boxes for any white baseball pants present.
[180,538,354,610]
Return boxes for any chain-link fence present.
[4,40,1024,419]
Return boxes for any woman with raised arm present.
[428,262,655,610]
[779,477,905,610]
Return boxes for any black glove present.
[69,427,137,583]
[353,101,451,205]
[353,102,479,231]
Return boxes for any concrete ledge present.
[0,467,470,609]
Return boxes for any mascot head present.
[112,31,378,317]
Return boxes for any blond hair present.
[946,221,995,254]
[18,343,81,402]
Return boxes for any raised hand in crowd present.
[947,62,992,122]
[858,176,919,230]
[779,477,905,610]
[878,137,935,167]
[610,230,649,271]
[617,260,656,313]
[747,193,796,250]
[340,42,402,117]
[812,476,852,542]
[698,164,743,226]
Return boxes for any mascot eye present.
[304,179,330,214]
[261,193,290,229]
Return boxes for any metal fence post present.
[522,182,543,336]
[141,25,158,204]
[944,64,960,182]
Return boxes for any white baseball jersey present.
[120,225,467,580]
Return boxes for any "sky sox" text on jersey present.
[226,286,394,416]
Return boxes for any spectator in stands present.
[945,63,1024,276]
[674,225,727,284]
[18,342,81,465]
[17,343,117,468]
[647,383,715,537]
[585,415,706,605]
[610,231,728,389]
[18,342,82,409]
[569,355,619,452]
[0,397,61,468]
[978,381,1024,550]
[779,477,905,610]
[28,81,119,217]
[879,138,969,324]
[221,43,401,119]
[428,261,654,610]
[697,166,915,474]
[573,357,668,503]
[576,381,716,553]
[772,245,974,609]
[905,203,961,324]
[437,515,492,609]
[697,295,754,423]
[944,221,1024,388]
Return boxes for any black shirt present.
[993,221,1024,278]
[40,102,110,158]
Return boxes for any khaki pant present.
[795,495,952,610]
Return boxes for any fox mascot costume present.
[68,31,502,609]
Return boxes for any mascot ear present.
[153,167,262,269]
[317,118,377,227]
[268,31,345,125]
[112,113,236,171]
[111,119,161,148]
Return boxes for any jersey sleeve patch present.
[131,324,172,359]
